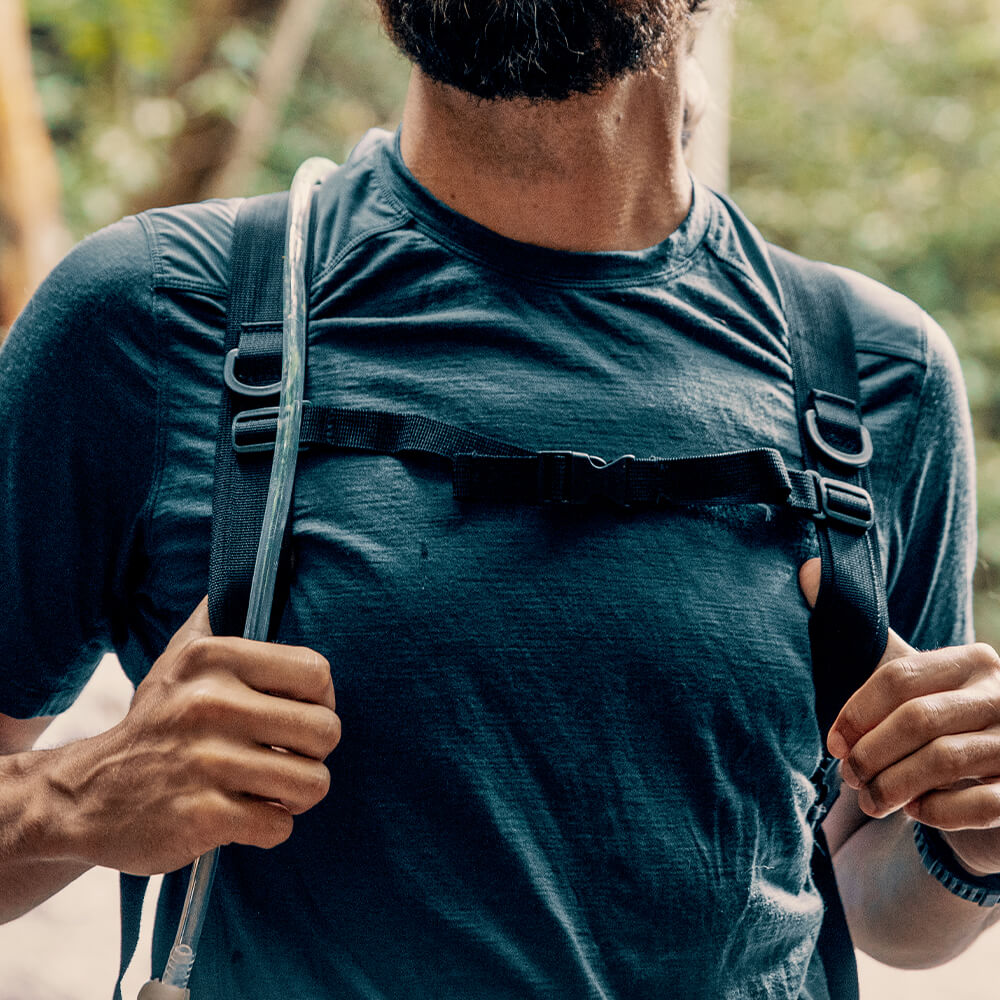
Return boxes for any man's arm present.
[0,713,89,924]
[0,600,341,925]
[826,788,1000,968]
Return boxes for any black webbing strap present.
[811,825,859,1000]
[233,404,532,461]
[771,247,889,736]
[207,192,290,638]
[454,449,865,515]
[771,246,890,1000]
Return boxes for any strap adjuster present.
[807,754,843,833]
[232,407,280,453]
[537,451,635,507]
[808,471,874,534]
[231,406,312,454]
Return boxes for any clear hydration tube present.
[138,157,338,1000]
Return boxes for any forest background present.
[4,0,999,642]
[1,1,999,998]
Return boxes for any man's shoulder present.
[703,190,939,374]
[759,241,953,384]
[788,250,930,362]
[132,128,408,298]
[136,197,243,296]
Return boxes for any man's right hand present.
[39,598,341,876]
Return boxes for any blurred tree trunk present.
[0,0,70,333]
[132,0,324,212]
[204,0,327,198]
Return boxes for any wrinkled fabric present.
[0,129,975,999]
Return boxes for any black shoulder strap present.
[115,194,292,999]
[208,192,290,638]
[770,246,889,734]
[770,245,890,1000]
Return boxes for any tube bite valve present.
[137,980,191,1000]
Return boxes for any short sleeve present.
[883,313,977,651]
[0,217,160,717]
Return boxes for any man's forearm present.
[0,745,92,924]
[833,810,1000,968]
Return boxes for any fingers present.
[843,727,1000,818]
[907,780,1000,832]
[177,792,296,857]
[798,559,1000,836]
[176,677,341,760]
[797,558,971,756]
[832,647,992,762]
[194,740,332,815]
[235,800,297,850]
[797,558,822,609]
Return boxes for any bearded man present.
[2,2,1000,998]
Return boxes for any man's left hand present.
[800,558,1000,877]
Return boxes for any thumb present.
[162,596,214,654]
[797,557,823,611]
[798,558,913,664]
[798,558,916,756]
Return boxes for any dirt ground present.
[2,656,997,999]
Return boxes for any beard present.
[376,0,707,102]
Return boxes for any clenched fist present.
[41,599,341,876]
[800,558,1000,877]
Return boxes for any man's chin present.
[376,0,700,102]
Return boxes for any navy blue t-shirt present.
[0,129,976,999]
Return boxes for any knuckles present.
[175,678,232,728]
[171,635,221,680]
[900,694,944,736]
[971,642,1000,678]
[879,656,921,697]
[298,651,334,705]
[291,763,332,814]
[322,709,342,756]
[253,807,295,849]
[928,735,973,783]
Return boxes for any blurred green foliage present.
[23,0,1000,640]
[25,0,410,233]
[729,0,1000,643]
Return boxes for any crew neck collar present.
[375,127,713,287]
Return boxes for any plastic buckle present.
[807,754,843,833]
[808,471,874,534]
[231,405,312,454]
[536,451,634,507]
[224,348,282,398]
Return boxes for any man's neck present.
[398,66,693,253]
